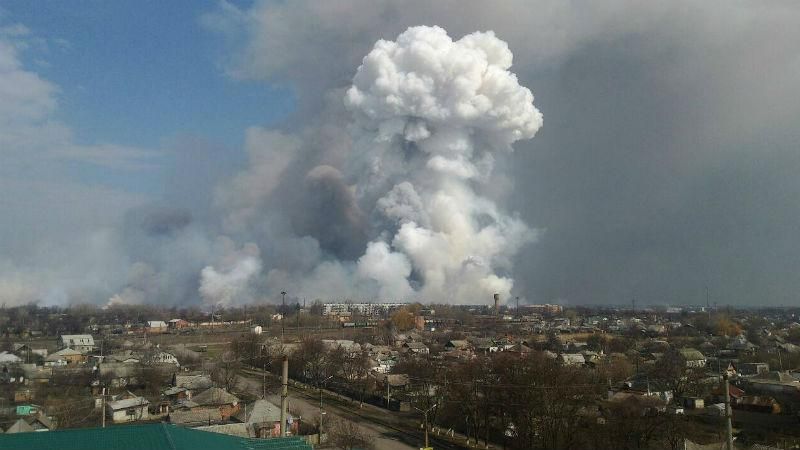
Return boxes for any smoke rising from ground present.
[3,1,800,307]
[197,26,542,305]
[345,26,541,302]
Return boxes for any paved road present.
[237,372,415,450]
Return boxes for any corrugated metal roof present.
[108,397,149,411]
[0,423,312,449]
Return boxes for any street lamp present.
[319,375,334,438]
[414,403,438,449]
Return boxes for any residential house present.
[444,340,470,351]
[321,340,361,355]
[58,335,95,353]
[107,397,150,423]
[710,383,745,406]
[45,348,86,366]
[559,353,586,366]
[494,337,515,351]
[678,348,706,368]
[170,387,240,426]
[737,395,782,414]
[168,319,190,330]
[11,344,34,361]
[165,374,213,402]
[739,362,770,377]
[370,355,397,374]
[21,364,52,384]
[26,415,54,432]
[615,376,674,404]
[441,349,474,361]
[402,342,430,355]
[144,350,180,366]
[106,350,141,364]
[147,321,168,334]
[230,399,299,438]
[0,351,22,366]
[729,335,758,355]
[4,419,34,434]
[471,338,499,354]
[741,371,800,396]
[506,343,533,357]
[14,388,33,403]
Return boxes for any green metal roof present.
[0,423,313,450]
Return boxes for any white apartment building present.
[322,302,407,317]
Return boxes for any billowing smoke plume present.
[0,22,542,307]
[199,239,262,307]
[344,26,542,303]
[205,26,542,305]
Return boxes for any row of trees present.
[397,352,702,450]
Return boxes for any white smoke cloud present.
[344,26,542,303]
[199,239,263,307]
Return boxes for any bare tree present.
[212,352,242,392]
[327,419,375,450]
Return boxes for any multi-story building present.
[322,302,407,317]
[58,334,95,353]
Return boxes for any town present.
[2,299,800,449]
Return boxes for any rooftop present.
[0,423,312,450]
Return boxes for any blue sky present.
[2,0,292,175]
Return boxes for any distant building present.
[167,319,190,330]
[46,348,86,366]
[402,342,430,355]
[521,304,563,315]
[739,362,769,377]
[678,348,707,368]
[0,351,22,366]
[107,397,150,423]
[560,353,586,366]
[144,350,179,366]
[58,335,95,353]
[147,321,168,333]
[445,340,470,351]
[322,302,406,317]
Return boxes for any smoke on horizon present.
[4,1,800,308]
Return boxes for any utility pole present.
[280,355,289,437]
[414,403,438,450]
[723,374,733,450]
[386,377,391,407]
[281,291,287,344]
[263,362,267,399]
[101,387,106,428]
[319,375,333,439]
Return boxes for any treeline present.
[0,302,326,337]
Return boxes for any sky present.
[1,1,799,308]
